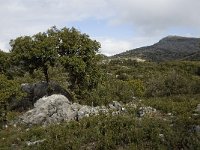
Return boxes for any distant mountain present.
[112,36,200,61]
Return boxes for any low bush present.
[0,112,199,149]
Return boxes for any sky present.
[0,0,200,56]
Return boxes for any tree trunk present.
[43,66,49,84]
[43,66,52,96]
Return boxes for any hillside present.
[1,28,200,149]
[112,36,200,61]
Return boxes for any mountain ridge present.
[112,35,200,61]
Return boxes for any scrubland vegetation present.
[0,27,200,149]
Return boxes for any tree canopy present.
[10,28,58,83]
[57,27,101,93]
[0,50,10,74]
[10,26,102,96]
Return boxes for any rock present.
[19,95,126,126]
[159,134,165,142]
[195,104,200,113]
[167,113,172,116]
[108,101,127,116]
[71,103,82,111]
[108,101,124,111]
[192,113,199,116]
[78,106,92,120]
[20,95,75,126]
[132,96,137,100]
[12,81,73,111]
[195,125,200,132]
[98,106,109,114]
[137,106,157,117]
[108,103,116,110]
[26,139,46,146]
[190,125,200,133]
[21,81,72,100]
[126,102,137,109]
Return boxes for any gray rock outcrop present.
[19,94,125,126]
[21,81,72,102]
[195,104,200,113]
[10,81,72,111]
[137,106,157,117]
[20,95,74,125]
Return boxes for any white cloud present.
[97,36,161,56]
[0,0,113,51]
[0,41,8,51]
[108,0,200,34]
[97,38,134,56]
[0,0,200,54]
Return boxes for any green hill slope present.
[112,36,200,61]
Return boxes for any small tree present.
[10,26,102,99]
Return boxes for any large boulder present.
[10,81,72,111]
[20,95,77,126]
[21,81,72,101]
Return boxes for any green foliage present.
[129,79,145,97]
[10,26,102,99]
[0,74,23,126]
[0,74,17,102]
[84,76,145,106]
[1,26,200,150]
[0,57,200,149]
[143,95,200,116]
[112,36,200,62]
[1,111,199,149]
[58,27,101,97]
[145,70,196,97]
[10,27,58,83]
[106,59,200,97]
[0,50,11,76]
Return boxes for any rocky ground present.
[16,94,162,127]
[18,94,126,126]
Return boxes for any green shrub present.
[143,95,200,116]
[145,70,197,97]
[83,78,145,106]
[0,74,24,126]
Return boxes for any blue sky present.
[0,0,200,56]
[68,19,134,39]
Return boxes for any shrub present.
[83,78,145,106]
[0,74,23,127]
[145,70,196,97]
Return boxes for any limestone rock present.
[19,94,127,126]
[108,101,124,111]
[20,95,76,126]
[9,81,72,111]
[137,106,157,117]
[195,125,200,133]
[195,104,200,113]
[26,139,46,146]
